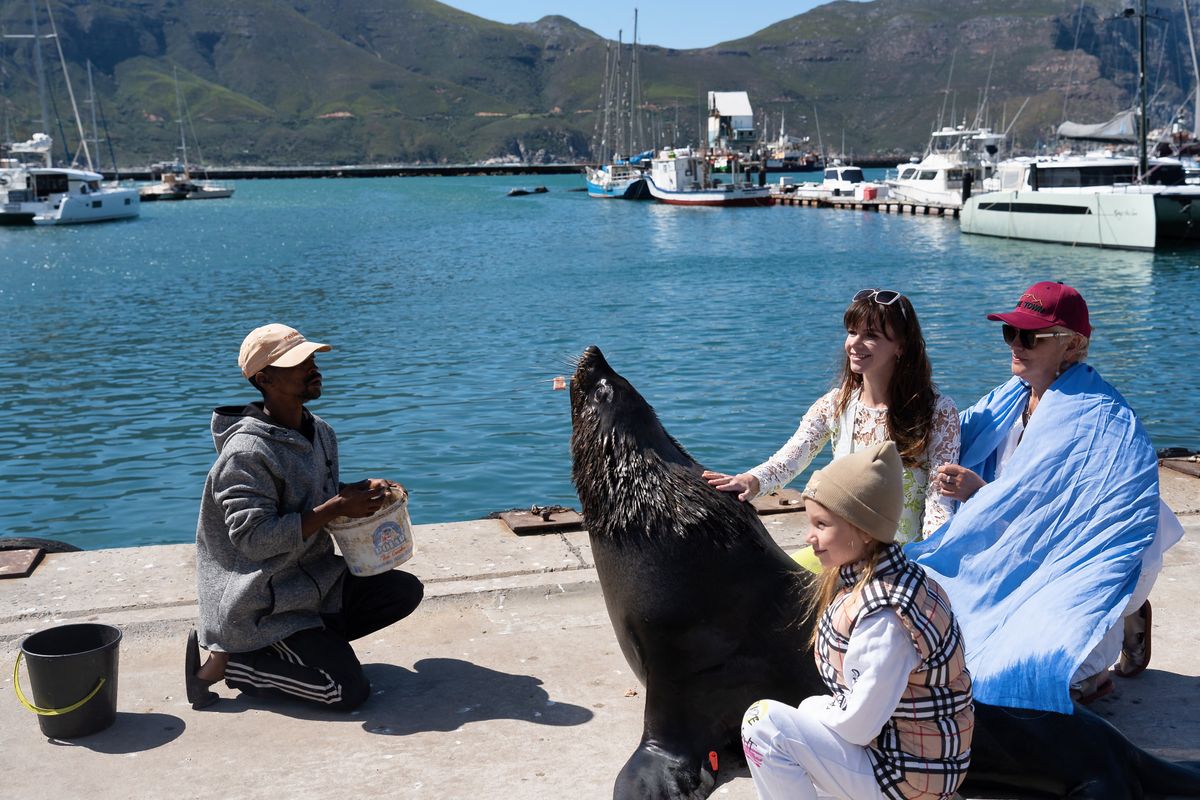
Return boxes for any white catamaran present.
[960,1,1200,250]
[0,4,138,225]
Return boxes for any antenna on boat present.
[1120,1,1149,179]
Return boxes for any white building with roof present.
[707,91,757,152]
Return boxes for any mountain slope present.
[0,0,1191,165]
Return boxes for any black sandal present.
[185,629,220,710]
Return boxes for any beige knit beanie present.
[802,441,903,543]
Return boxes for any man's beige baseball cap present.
[238,323,332,378]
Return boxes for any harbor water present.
[1,171,1197,549]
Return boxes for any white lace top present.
[748,388,960,542]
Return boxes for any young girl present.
[706,289,958,542]
[741,442,973,800]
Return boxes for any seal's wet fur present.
[570,346,1200,800]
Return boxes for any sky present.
[439,1,836,50]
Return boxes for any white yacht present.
[645,147,771,206]
[139,161,234,201]
[886,126,1006,208]
[960,152,1200,250]
[0,134,140,226]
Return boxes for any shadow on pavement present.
[359,657,594,736]
[44,712,186,754]
[198,657,594,734]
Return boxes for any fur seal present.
[570,346,816,799]
[569,345,1200,800]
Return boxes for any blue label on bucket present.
[373,521,410,559]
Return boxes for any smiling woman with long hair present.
[705,289,958,543]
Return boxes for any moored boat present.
[139,161,234,201]
[0,134,140,226]
[886,126,1005,208]
[585,155,651,199]
[960,153,1200,250]
[645,147,771,206]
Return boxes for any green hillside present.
[0,0,1192,166]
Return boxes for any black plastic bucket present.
[15,623,121,739]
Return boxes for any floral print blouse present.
[747,388,961,542]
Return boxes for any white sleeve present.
[814,608,921,746]
[921,394,961,538]
[747,390,837,497]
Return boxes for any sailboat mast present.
[1138,0,1148,178]
[630,9,642,156]
[175,67,188,166]
[1182,0,1200,137]
[86,60,100,172]
[29,0,50,141]
[44,0,90,170]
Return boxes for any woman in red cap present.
[918,281,1183,709]
[705,289,958,544]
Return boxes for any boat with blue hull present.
[586,155,651,199]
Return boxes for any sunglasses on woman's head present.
[1002,324,1073,349]
[852,288,907,319]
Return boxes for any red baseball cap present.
[986,281,1091,338]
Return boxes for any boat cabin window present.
[31,173,69,197]
[1034,163,1186,188]
[843,168,864,183]
[824,169,838,180]
[918,170,937,180]
[899,168,917,179]
[88,180,101,192]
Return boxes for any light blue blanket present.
[909,363,1158,713]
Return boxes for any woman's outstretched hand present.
[703,470,761,502]
[936,464,986,502]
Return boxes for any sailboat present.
[960,0,1200,249]
[0,2,139,225]
[139,69,233,201]
[585,15,651,200]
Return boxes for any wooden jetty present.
[772,194,960,218]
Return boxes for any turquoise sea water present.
[1,171,1197,550]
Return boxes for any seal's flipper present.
[615,741,715,800]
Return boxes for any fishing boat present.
[585,153,651,199]
[0,133,140,225]
[139,69,234,201]
[644,147,771,206]
[886,125,1005,208]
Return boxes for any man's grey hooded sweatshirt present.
[196,403,346,653]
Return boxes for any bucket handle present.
[12,651,106,716]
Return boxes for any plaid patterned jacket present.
[816,543,974,800]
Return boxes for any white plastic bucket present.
[327,489,415,577]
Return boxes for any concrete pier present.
[1,466,1197,799]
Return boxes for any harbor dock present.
[773,193,962,217]
[2,465,1197,799]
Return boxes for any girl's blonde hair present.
[806,536,886,648]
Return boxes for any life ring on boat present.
[0,175,8,187]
